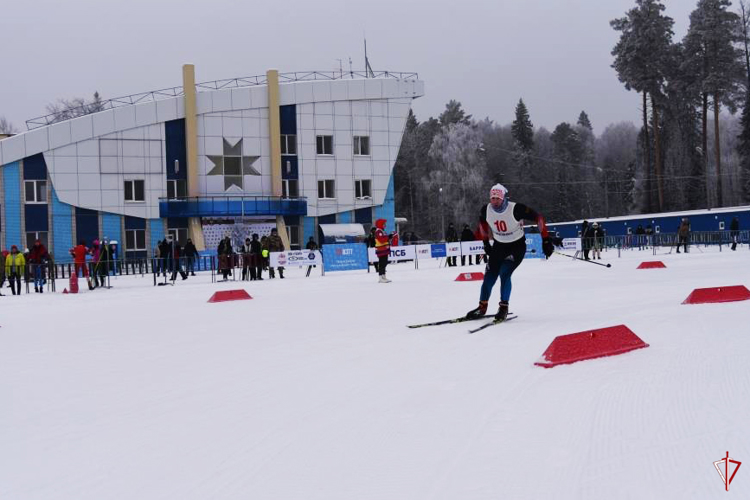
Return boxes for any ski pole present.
[553,250,612,268]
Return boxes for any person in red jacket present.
[70,240,94,290]
[28,239,50,293]
[374,218,392,283]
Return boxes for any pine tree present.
[438,100,472,127]
[739,91,750,202]
[684,0,744,207]
[511,99,534,152]
[577,111,593,130]
[611,0,675,212]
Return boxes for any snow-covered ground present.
[2,245,749,499]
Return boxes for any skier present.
[465,184,556,322]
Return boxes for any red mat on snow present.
[637,261,666,269]
[682,285,750,305]
[208,289,252,303]
[455,272,484,282]
[534,325,649,368]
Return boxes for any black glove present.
[483,240,493,255]
[542,237,554,259]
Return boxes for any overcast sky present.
[1,0,698,135]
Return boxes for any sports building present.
[0,66,423,260]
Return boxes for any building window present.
[124,180,145,202]
[24,180,47,204]
[125,229,146,251]
[26,231,48,251]
[353,136,370,156]
[167,228,188,247]
[167,179,187,200]
[282,179,299,199]
[355,179,372,199]
[317,179,335,199]
[281,134,297,155]
[286,225,301,250]
[316,135,333,155]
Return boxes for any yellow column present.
[267,69,290,249]
[183,64,206,250]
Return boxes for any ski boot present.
[495,301,509,322]
[466,300,488,319]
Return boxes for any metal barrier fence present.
[576,230,750,255]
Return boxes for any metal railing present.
[159,195,307,218]
[25,70,419,130]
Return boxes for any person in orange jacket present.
[374,218,393,283]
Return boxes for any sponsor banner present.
[430,243,447,258]
[562,238,582,251]
[415,244,433,259]
[322,244,369,272]
[525,234,544,259]
[368,245,417,263]
[460,240,486,256]
[270,250,321,268]
[446,242,461,257]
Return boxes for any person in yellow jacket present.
[5,245,25,295]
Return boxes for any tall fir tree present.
[511,99,534,152]
[611,0,675,212]
[684,0,744,207]
[438,100,472,127]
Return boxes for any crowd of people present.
[215,228,286,282]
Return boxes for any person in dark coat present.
[241,238,253,281]
[581,221,591,260]
[445,223,458,266]
[730,216,740,251]
[460,224,476,266]
[183,238,198,275]
[217,236,233,280]
[159,239,170,277]
[167,236,187,281]
[250,234,262,280]
[28,240,50,293]
[677,218,690,254]
[267,228,285,279]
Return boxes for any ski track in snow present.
[1,247,749,499]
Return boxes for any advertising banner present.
[270,250,321,268]
[368,245,417,263]
[430,243,447,258]
[460,240,486,256]
[525,234,544,259]
[446,242,461,257]
[415,244,433,260]
[562,238,582,251]
[321,244,369,272]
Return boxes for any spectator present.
[109,240,119,275]
[70,240,94,290]
[267,228,285,279]
[581,221,592,260]
[28,239,50,293]
[0,249,7,296]
[374,218,392,283]
[730,216,739,251]
[217,235,233,280]
[367,227,379,273]
[94,238,112,287]
[241,237,253,281]
[460,223,475,266]
[5,245,25,296]
[183,238,197,276]
[159,239,170,277]
[591,222,603,260]
[250,234,263,280]
[635,224,645,250]
[260,235,270,275]
[166,236,187,281]
[445,223,458,266]
[305,237,319,277]
[677,218,690,254]
[153,240,163,276]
